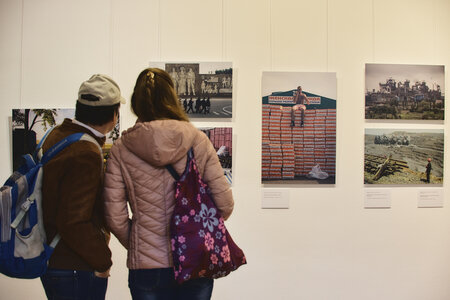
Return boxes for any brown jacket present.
[42,119,112,272]
[103,120,234,269]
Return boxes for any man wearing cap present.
[40,74,125,299]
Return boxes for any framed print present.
[11,109,119,171]
[365,64,445,120]
[262,72,336,184]
[150,62,233,119]
[364,128,443,185]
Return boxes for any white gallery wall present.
[1,0,449,299]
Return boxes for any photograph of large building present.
[365,63,445,120]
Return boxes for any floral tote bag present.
[166,148,246,284]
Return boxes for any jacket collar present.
[61,118,106,146]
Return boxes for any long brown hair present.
[131,68,189,122]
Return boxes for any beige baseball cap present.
[77,74,126,106]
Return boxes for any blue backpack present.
[0,129,101,279]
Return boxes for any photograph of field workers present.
[261,72,336,184]
[150,62,232,119]
[11,109,119,171]
[365,64,445,120]
[198,127,232,185]
[364,128,444,185]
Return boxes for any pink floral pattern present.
[204,232,214,251]
[220,245,231,263]
[210,254,218,265]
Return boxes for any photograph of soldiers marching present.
[262,72,336,184]
[150,62,232,119]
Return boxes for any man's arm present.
[303,93,310,105]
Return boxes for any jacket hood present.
[121,120,198,167]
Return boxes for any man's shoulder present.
[44,120,102,157]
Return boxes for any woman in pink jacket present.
[103,68,234,300]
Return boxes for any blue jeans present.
[40,268,108,300]
[128,268,213,300]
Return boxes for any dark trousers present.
[41,268,108,300]
[129,268,213,300]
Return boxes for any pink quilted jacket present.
[103,120,234,270]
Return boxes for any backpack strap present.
[49,234,61,248]
[79,134,102,155]
[35,127,56,161]
[40,133,87,164]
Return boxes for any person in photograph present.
[170,68,179,94]
[103,67,234,299]
[226,76,231,88]
[201,80,206,94]
[178,66,187,95]
[426,158,432,183]
[195,96,201,113]
[201,97,208,114]
[291,86,310,127]
[221,77,227,88]
[182,98,187,112]
[205,97,211,114]
[187,67,196,95]
[186,97,194,113]
[206,83,212,94]
[40,74,125,300]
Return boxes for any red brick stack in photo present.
[262,105,271,179]
[324,109,336,176]
[206,127,232,156]
[262,104,336,181]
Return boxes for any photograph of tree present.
[198,127,232,185]
[261,72,336,184]
[149,62,232,119]
[364,128,443,185]
[365,64,445,120]
[11,109,119,171]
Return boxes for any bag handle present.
[165,148,195,181]
[165,165,180,181]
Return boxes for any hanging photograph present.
[364,128,444,185]
[198,127,233,185]
[149,62,233,119]
[261,72,336,184]
[365,63,445,120]
[11,109,120,171]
